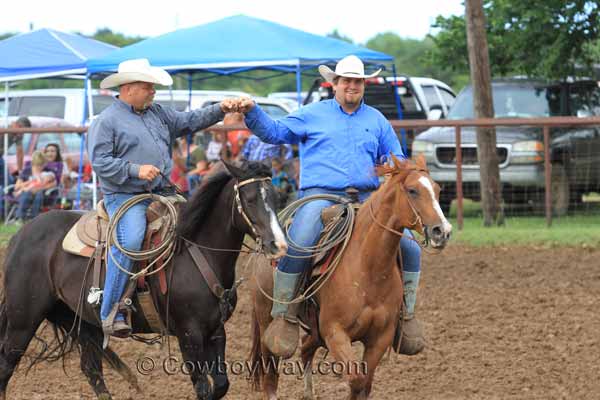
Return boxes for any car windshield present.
[448,85,553,119]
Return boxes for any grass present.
[0,224,19,246]
[446,199,600,247]
[1,201,599,248]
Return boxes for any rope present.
[254,194,357,304]
[105,194,179,280]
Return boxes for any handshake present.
[219,97,255,114]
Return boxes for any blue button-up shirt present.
[88,98,224,194]
[245,99,404,191]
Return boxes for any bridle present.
[368,169,435,250]
[231,176,273,247]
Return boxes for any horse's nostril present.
[432,226,443,237]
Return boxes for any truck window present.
[18,96,65,119]
[422,86,442,110]
[93,95,116,114]
[439,88,456,109]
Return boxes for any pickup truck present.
[412,79,600,215]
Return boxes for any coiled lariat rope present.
[106,194,179,280]
[254,194,357,305]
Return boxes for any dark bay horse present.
[249,155,452,400]
[0,160,287,400]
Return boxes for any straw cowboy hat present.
[100,58,173,89]
[318,55,382,83]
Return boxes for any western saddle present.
[62,195,185,334]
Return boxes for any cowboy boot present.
[262,269,300,359]
[393,271,425,355]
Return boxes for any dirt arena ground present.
[1,243,599,399]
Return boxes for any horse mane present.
[375,155,428,178]
[176,160,272,238]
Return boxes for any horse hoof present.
[97,393,112,400]
[195,375,215,399]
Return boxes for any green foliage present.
[327,29,354,43]
[429,0,600,80]
[89,28,145,47]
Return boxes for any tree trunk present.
[465,0,505,226]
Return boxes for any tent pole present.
[295,62,302,107]
[187,72,193,165]
[391,63,406,154]
[4,81,9,221]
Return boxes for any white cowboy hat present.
[100,58,173,89]
[318,55,382,83]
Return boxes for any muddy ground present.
[1,244,599,399]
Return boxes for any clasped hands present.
[219,97,255,114]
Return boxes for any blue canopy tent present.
[85,15,403,204]
[0,28,117,82]
[86,15,396,105]
[0,29,117,214]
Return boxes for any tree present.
[429,0,600,80]
[465,0,504,226]
[89,28,145,47]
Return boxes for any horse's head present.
[377,154,452,249]
[223,160,288,259]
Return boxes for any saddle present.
[61,195,186,334]
[62,197,183,258]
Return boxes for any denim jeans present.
[16,191,44,220]
[277,187,421,274]
[100,193,152,322]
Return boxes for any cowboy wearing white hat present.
[99,58,173,89]
[317,54,382,83]
[235,55,426,359]
[88,58,240,341]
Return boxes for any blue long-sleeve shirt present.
[244,99,404,191]
[88,98,224,194]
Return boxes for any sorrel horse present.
[249,155,452,400]
[0,161,287,400]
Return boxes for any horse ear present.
[390,154,403,169]
[221,159,244,179]
[414,153,429,172]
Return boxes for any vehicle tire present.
[533,164,569,216]
[551,164,570,216]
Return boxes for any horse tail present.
[249,307,263,391]
[103,347,142,393]
[24,306,77,372]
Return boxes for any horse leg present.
[300,333,321,400]
[361,327,396,398]
[0,301,49,399]
[203,325,229,399]
[250,265,280,400]
[322,326,368,400]
[175,323,225,400]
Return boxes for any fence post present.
[455,126,463,230]
[543,126,552,227]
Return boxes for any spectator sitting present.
[205,130,231,162]
[242,133,293,162]
[13,151,57,223]
[224,112,251,160]
[171,135,207,194]
[43,143,69,186]
[271,157,294,210]
[187,159,211,193]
